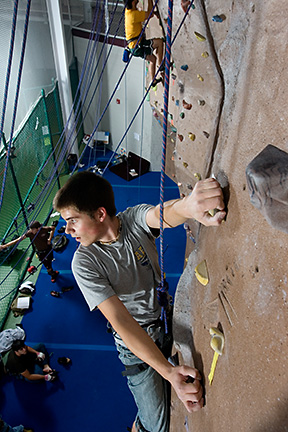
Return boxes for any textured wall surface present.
[151,0,288,430]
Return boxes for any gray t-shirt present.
[72,204,162,329]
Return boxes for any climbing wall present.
[152,0,288,430]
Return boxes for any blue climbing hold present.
[180,64,188,71]
[212,15,223,22]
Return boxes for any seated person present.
[6,340,56,382]
[125,0,164,87]
[0,221,59,283]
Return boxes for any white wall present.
[73,36,162,171]
[0,16,56,138]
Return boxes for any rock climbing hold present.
[180,112,185,119]
[171,96,175,102]
[186,184,193,190]
[183,162,188,168]
[194,173,201,181]
[181,0,191,13]
[212,15,224,22]
[116,99,120,104]
[172,173,176,177]
[178,81,184,93]
[197,74,204,82]
[194,31,206,42]
[181,64,189,71]
[153,111,158,118]
[198,99,205,106]
[171,126,177,133]
[178,134,184,142]
[208,327,225,385]
[209,327,225,355]
[175,100,179,106]
[171,73,177,80]
[171,156,175,161]
[188,133,196,141]
[201,51,209,58]
[183,100,192,110]
[203,131,210,138]
[194,260,209,285]
[178,182,182,187]
[180,193,186,198]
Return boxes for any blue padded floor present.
[0,154,186,432]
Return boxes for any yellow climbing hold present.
[201,51,209,58]
[183,162,188,168]
[194,173,201,181]
[194,260,209,286]
[194,31,206,42]
[209,327,225,354]
[197,74,204,82]
[188,133,196,141]
[208,327,224,385]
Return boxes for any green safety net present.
[0,83,65,329]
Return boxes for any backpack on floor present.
[10,294,32,316]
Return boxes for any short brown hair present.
[29,221,41,229]
[53,171,116,218]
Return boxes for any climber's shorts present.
[129,37,154,59]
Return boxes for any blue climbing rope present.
[157,0,173,333]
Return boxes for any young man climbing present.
[53,171,226,432]
[0,221,59,283]
[125,0,164,87]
